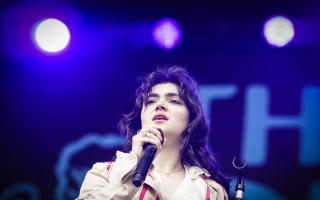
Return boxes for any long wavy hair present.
[118,65,230,192]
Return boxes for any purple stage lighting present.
[152,18,182,50]
[263,16,294,48]
[33,18,71,54]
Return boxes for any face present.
[140,82,190,141]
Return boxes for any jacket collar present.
[187,165,211,180]
[144,165,211,189]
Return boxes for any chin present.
[154,123,166,129]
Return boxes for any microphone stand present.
[232,156,247,200]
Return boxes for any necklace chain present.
[154,167,184,177]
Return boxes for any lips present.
[152,114,168,121]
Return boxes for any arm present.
[77,128,163,199]
[76,151,140,200]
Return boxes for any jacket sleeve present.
[76,151,140,200]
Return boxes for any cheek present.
[176,109,190,126]
[140,108,149,125]
[184,111,190,125]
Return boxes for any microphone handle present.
[132,144,157,187]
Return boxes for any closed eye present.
[169,99,182,104]
[146,100,156,105]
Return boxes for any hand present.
[131,127,164,158]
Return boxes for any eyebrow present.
[147,92,180,98]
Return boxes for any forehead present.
[149,82,179,95]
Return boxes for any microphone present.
[132,129,164,187]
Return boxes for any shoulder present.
[91,161,113,172]
[85,161,114,181]
[79,161,114,194]
[187,165,210,179]
[187,166,228,200]
[202,177,229,200]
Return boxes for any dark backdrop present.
[1,0,319,199]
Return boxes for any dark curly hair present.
[118,65,230,192]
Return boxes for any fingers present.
[139,127,163,144]
[131,127,164,158]
[141,134,163,150]
[138,127,163,149]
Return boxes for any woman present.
[77,66,229,200]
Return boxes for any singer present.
[77,66,229,200]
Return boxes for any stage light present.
[152,18,182,50]
[33,18,70,53]
[263,16,294,47]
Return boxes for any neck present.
[153,142,183,172]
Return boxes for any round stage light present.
[152,18,182,50]
[33,18,70,53]
[263,16,294,47]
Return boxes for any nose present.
[155,101,167,111]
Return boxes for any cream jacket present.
[76,151,228,200]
